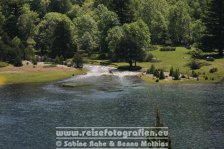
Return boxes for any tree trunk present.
[129,60,133,68]
[134,60,137,67]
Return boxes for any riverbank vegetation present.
[0,0,223,84]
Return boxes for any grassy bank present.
[0,63,85,85]
[0,62,9,68]
[88,47,224,84]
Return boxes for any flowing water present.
[0,65,224,149]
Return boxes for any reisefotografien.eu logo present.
[55,127,169,149]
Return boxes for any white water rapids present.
[62,64,141,82]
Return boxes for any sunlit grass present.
[0,69,85,85]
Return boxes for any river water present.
[0,65,224,148]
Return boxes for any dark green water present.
[0,65,224,149]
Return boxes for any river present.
[0,65,224,148]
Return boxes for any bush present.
[209,68,218,73]
[153,69,160,78]
[190,49,204,59]
[159,70,165,80]
[169,67,174,76]
[144,53,154,62]
[32,58,37,65]
[189,60,201,70]
[13,56,23,67]
[160,47,176,51]
[173,69,180,80]
[206,57,215,61]
[73,53,83,68]
[191,71,199,78]
[147,65,156,74]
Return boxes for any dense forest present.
[0,0,223,67]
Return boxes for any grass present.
[88,47,224,84]
[0,62,9,68]
[0,69,85,85]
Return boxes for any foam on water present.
[62,64,140,82]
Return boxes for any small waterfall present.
[84,64,140,78]
[61,64,141,83]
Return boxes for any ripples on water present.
[0,65,224,148]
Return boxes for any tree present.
[30,0,51,17]
[138,0,169,44]
[36,12,75,58]
[17,4,40,41]
[169,67,174,76]
[168,1,192,45]
[0,4,5,34]
[110,0,134,24]
[73,52,83,68]
[94,4,120,54]
[107,20,150,67]
[147,65,156,74]
[49,0,72,13]
[159,70,165,80]
[191,20,205,45]
[200,0,224,55]
[74,14,99,54]
[95,0,134,24]
[173,69,180,80]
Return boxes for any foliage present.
[189,49,204,59]
[168,1,192,45]
[13,56,23,67]
[200,0,224,55]
[169,67,174,76]
[189,60,201,70]
[107,20,150,67]
[0,0,222,67]
[209,68,218,73]
[36,12,75,58]
[172,69,180,80]
[73,52,83,68]
[74,14,99,54]
[159,70,165,80]
[147,65,156,74]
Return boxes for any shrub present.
[160,47,176,51]
[173,69,180,80]
[13,56,23,67]
[159,70,165,80]
[153,69,160,78]
[147,65,156,74]
[205,76,208,80]
[169,67,174,76]
[156,79,160,83]
[55,55,64,64]
[191,71,198,78]
[189,60,201,70]
[73,53,83,68]
[209,68,218,73]
[190,49,204,59]
[206,57,215,61]
[144,53,154,62]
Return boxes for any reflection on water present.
[0,65,224,148]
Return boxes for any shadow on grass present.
[117,66,142,71]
